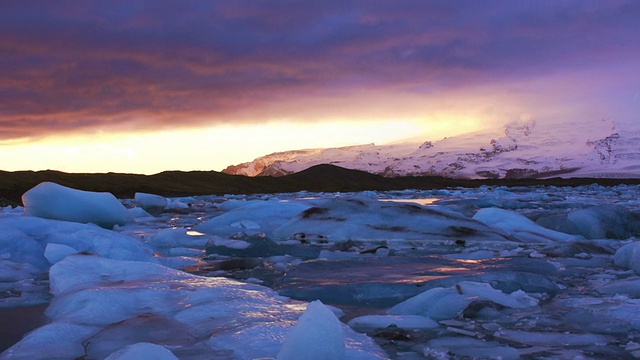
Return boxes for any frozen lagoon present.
[2,183,640,359]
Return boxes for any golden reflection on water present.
[378,198,440,206]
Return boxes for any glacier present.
[223,119,640,180]
[2,182,640,359]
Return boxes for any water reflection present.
[378,198,440,206]
[274,256,498,307]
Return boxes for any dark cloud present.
[0,0,638,140]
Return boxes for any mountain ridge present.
[223,119,640,179]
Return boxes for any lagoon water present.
[2,184,640,359]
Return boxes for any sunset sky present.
[1,1,638,174]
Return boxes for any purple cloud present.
[0,1,638,140]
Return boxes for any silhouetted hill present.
[1,164,639,207]
[280,164,396,191]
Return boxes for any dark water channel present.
[0,304,49,351]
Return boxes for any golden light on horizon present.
[1,116,484,175]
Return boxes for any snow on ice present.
[2,181,640,359]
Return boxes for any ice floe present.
[22,182,130,228]
[273,196,514,243]
[3,255,386,359]
[387,281,538,321]
[4,182,640,359]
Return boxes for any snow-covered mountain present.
[223,119,640,179]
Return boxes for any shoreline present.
[2,164,640,207]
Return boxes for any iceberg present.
[274,196,514,243]
[277,300,345,360]
[22,182,130,228]
[134,192,168,215]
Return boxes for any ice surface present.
[387,281,538,320]
[0,322,100,359]
[423,336,519,360]
[0,227,48,270]
[0,216,155,263]
[540,205,640,239]
[614,241,640,274]
[164,199,189,211]
[274,196,514,243]
[348,314,438,332]
[22,182,130,228]
[277,300,345,360]
[494,328,611,347]
[3,255,386,359]
[43,243,77,264]
[104,342,178,360]
[196,199,312,237]
[134,192,168,214]
[473,207,580,242]
[5,184,640,359]
[127,206,153,219]
[148,228,208,249]
[534,204,640,240]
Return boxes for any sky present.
[1,1,638,174]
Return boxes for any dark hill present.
[1,164,639,207]
[280,164,397,192]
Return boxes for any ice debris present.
[387,281,538,320]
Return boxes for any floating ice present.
[494,328,611,347]
[555,296,640,333]
[5,184,640,358]
[277,300,345,360]
[538,205,640,239]
[348,314,438,332]
[387,281,538,320]
[274,197,514,243]
[148,228,208,249]
[0,216,155,263]
[473,207,579,242]
[196,199,312,237]
[0,260,41,282]
[614,241,640,274]
[22,182,130,228]
[43,243,77,264]
[207,236,251,250]
[0,227,48,270]
[597,277,640,298]
[104,342,177,360]
[3,255,386,359]
[134,192,168,214]
[0,322,100,359]
[164,199,189,211]
[423,336,519,360]
[567,205,639,239]
[127,206,153,219]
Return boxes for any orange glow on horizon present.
[0,117,485,174]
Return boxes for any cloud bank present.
[1,1,638,141]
